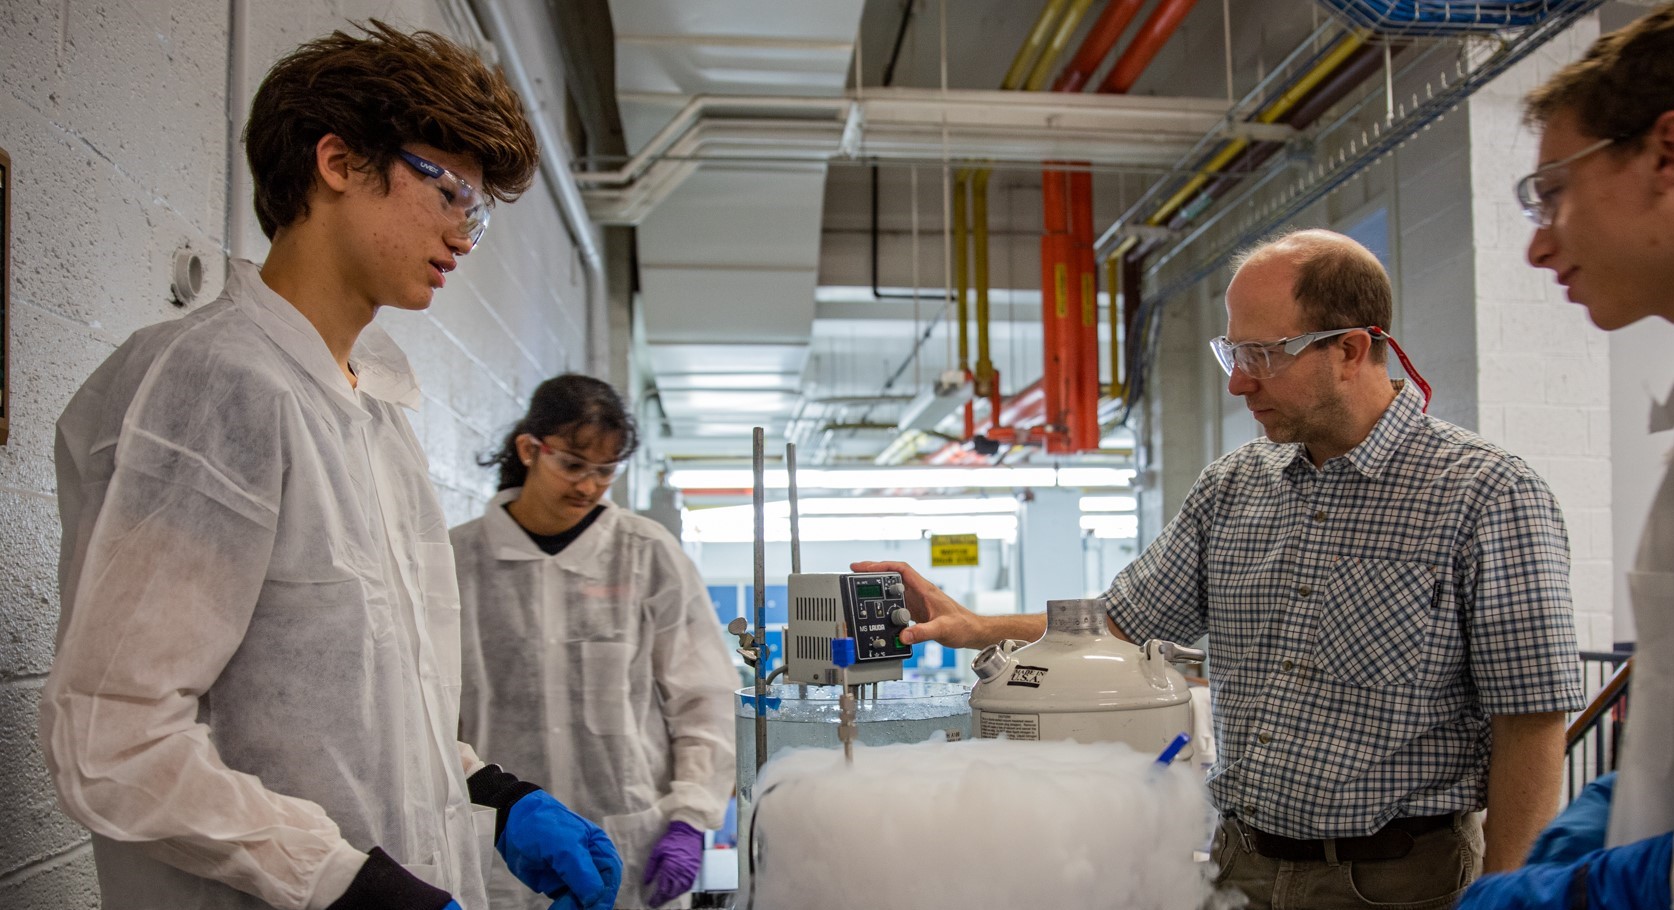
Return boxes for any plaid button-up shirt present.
[1105,381,1584,839]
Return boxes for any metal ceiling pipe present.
[1145,30,1368,227]
[961,0,1092,451]
[1098,0,1202,94]
[1104,242,1135,399]
[936,0,1184,458]
[1024,0,1102,90]
[972,169,996,397]
[929,379,1049,463]
[474,0,609,376]
[1039,0,1193,451]
[1039,167,1075,452]
[1111,27,1378,431]
[1004,0,1076,89]
[1157,42,1388,238]
[1035,0,1149,453]
[1069,167,1100,451]
[953,173,971,376]
[1053,0,1148,93]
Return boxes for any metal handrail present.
[1561,654,1632,804]
[1566,656,1632,747]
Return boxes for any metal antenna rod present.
[752,427,768,773]
[787,442,802,574]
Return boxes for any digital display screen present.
[856,582,883,599]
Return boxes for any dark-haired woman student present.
[452,374,737,909]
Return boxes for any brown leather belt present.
[1239,813,1456,862]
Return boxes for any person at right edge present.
[858,228,1585,909]
[1458,5,1674,908]
[39,23,619,910]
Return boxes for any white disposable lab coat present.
[453,491,737,909]
[1609,444,1674,852]
[41,260,489,910]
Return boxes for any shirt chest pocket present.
[1316,558,1439,688]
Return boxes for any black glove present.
[323,846,456,910]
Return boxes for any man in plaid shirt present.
[858,229,1584,909]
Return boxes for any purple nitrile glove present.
[642,820,704,907]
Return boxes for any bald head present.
[1231,230,1392,362]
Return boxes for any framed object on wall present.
[0,146,9,446]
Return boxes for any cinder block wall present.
[0,2,589,905]
[1468,18,1614,650]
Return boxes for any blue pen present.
[1154,732,1191,766]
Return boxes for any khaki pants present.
[1208,813,1484,910]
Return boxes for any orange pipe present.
[940,0,1189,460]
[1039,170,1073,452]
[1053,0,1146,92]
[1069,168,1099,451]
[1037,0,1143,453]
[1098,0,1201,94]
[932,380,1048,462]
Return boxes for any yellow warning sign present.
[930,533,980,567]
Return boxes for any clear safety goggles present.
[1209,327,1367,379]
[1514,137,1614,229]
[1209,324,1433,411]
[397,149,493,249]
[526,435,627,485]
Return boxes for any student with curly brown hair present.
[1459,6,1674,906]
[40,21,619,910]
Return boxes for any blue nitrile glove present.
[1457,831,1672,910]
[500,793,621,910]
[468,764,621,910]
[643,820,705,906]
[322,846,458,910]
[1527,772,1615,866]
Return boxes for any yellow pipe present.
[953,0,1087,402]
[1001,0,1073,91]
[1145,30,1369,227]
[973,169,994,392]
[953,171,970,372]
[1106,255,1123,399]
[1024,0,1098,91]
[1106,237,1137,399]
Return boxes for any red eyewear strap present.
[1368,326,1431,411]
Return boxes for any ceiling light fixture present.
[667,465,1132,491]
[897,369,975,433]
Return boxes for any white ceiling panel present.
[656,371,802,390]
[610,0,866,44]
[659,389,802,413]
[638,166,828,269]
[639,266,817,342]
[615,42,855,96]
[647,342,809,376]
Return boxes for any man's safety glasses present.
[397,149,493,249]
[1514,137,1615,229]
[1209,327,1367,379]
[525,436,627,485]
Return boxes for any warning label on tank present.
[1006,664,1049,688]
[978,712,1039,741]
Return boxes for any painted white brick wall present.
[0,2,591,905]
[1468,16,1614,650]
